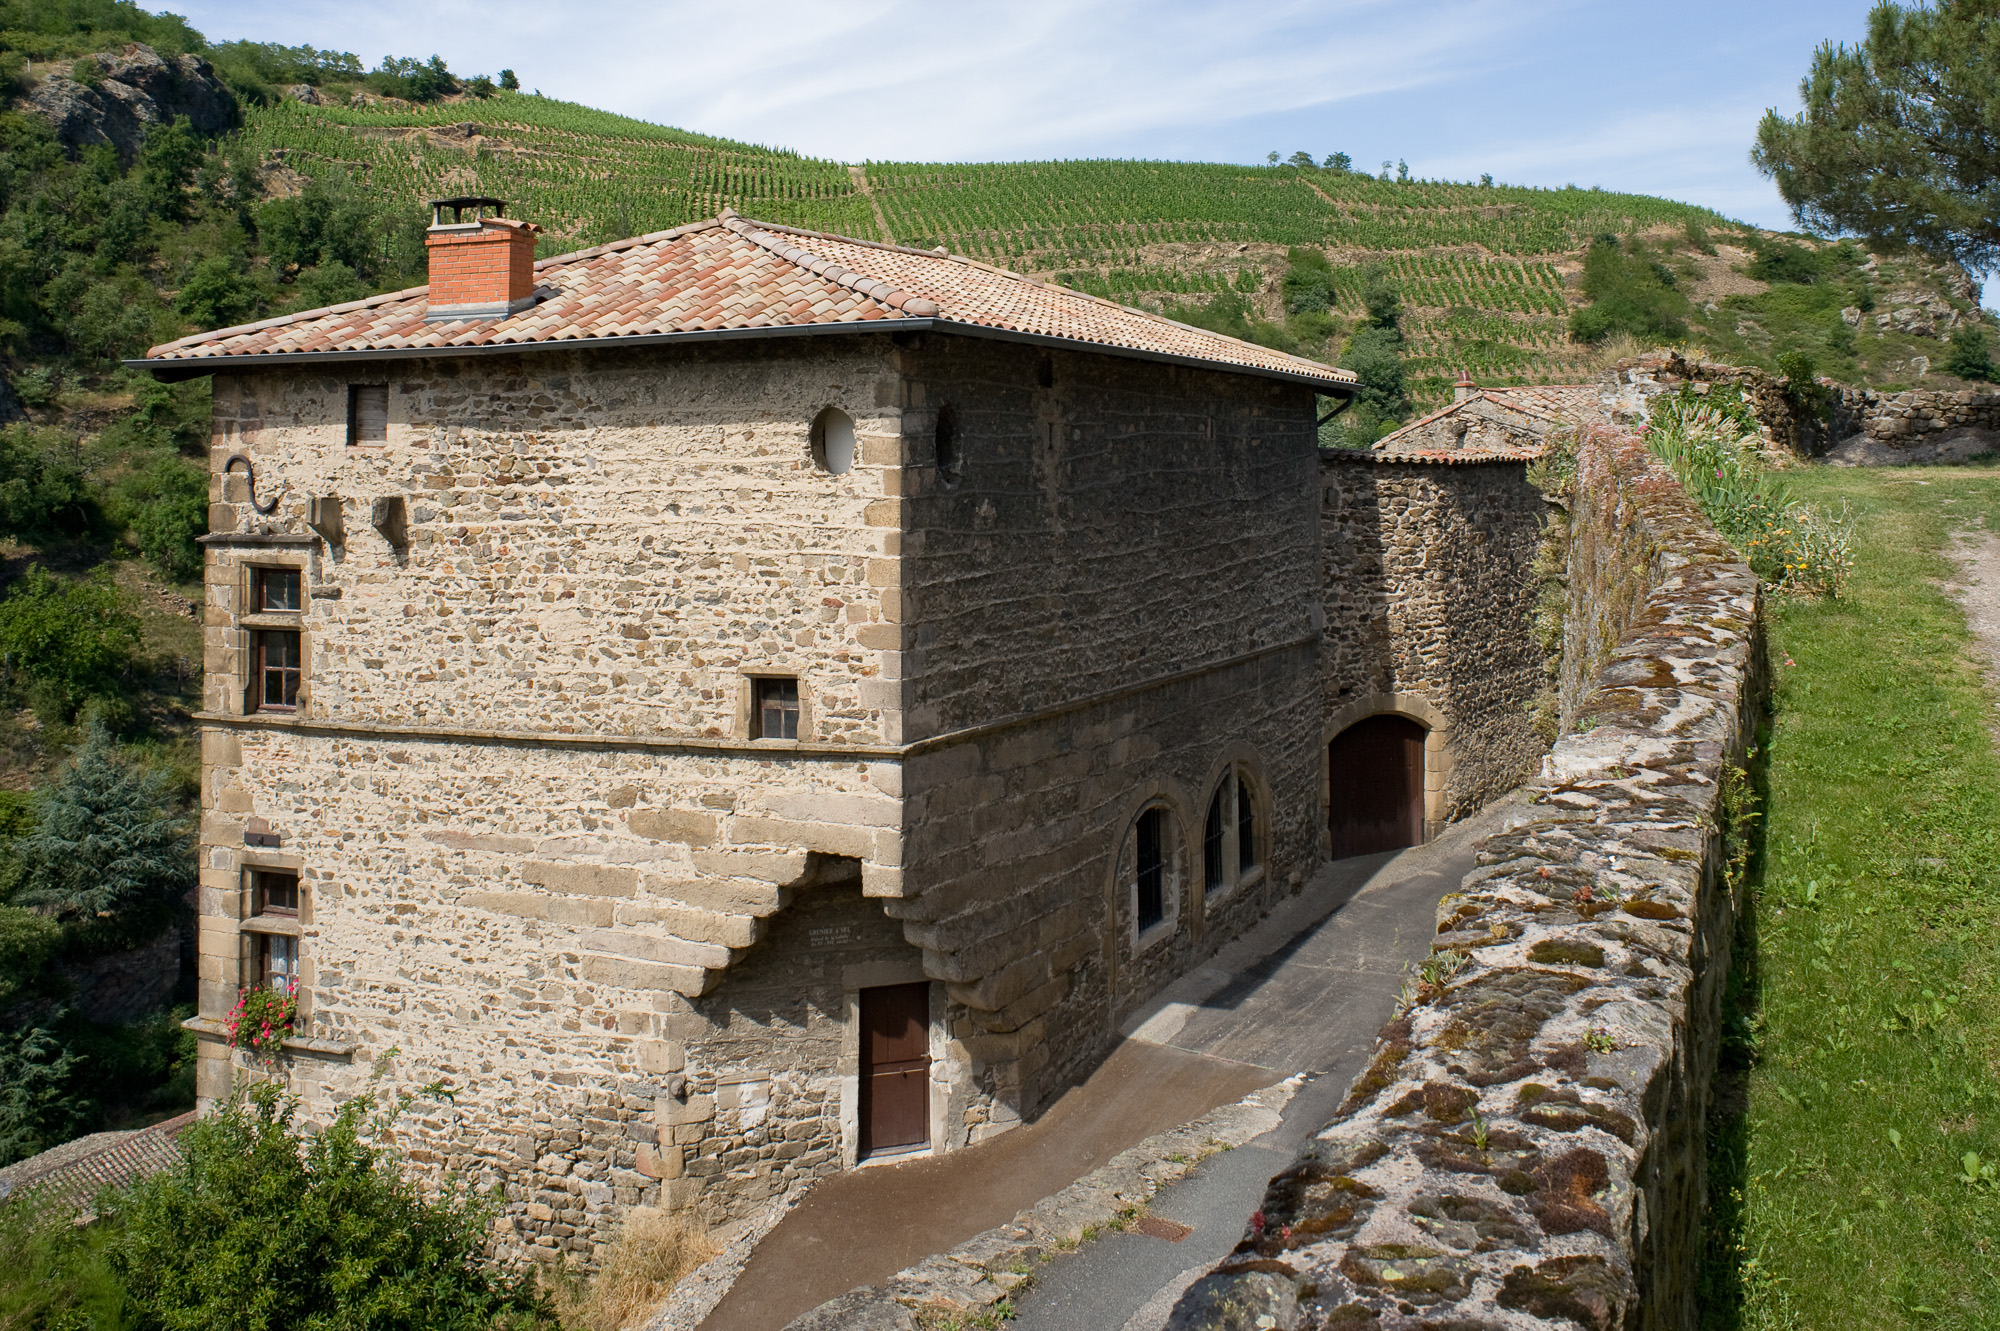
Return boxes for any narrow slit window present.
[253,567,300,612]
[753,677,799,740]
[1136,807,1166,931]
[253,869,299,917]
[347,384,388,446]
[259,933,298,991]
[252,629,301,710]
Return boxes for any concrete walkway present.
[698,797,1510,1331]
[1008,798,1514,1331]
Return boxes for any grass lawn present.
[1705,464,2000,1329]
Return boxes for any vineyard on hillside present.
[232,92,1974,406]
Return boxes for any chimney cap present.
[429,196,508,228]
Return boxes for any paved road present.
[1007,798,1515,1331]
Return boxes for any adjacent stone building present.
[137,202,1554,1257]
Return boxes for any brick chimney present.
[424,197,541,323]
[1453,368,1477,402]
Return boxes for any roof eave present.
[126,317,1358,393]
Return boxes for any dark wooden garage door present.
[859,982,931,1158]
[1328,714,1426,858]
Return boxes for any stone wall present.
[1320,456,1549,827]
[1168,423,1764,1331]
[1829,384,2000,451]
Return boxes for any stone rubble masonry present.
[1165,421,1765,1331]
[758,1079,1300,1331]
[190,328,1550,1264]
[1832,383,2000,450]
[1320,455,1549,829]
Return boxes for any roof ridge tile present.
[722,214,940,317]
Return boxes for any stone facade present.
[1167,421,1764,1331]
[188,328,1552,1260]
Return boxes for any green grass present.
[1706,465,2000,1329]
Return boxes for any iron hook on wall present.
[224,454,282,516]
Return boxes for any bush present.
[1945,326,1997,382]
[0,568,140,724]
[0,1177,131,1327]
[107,1082,555,1331]
[173,255,259,330]
[1568,235,1688,344]
[0,904,60,1008]
[12,724,193,942]
[1159,292,1299,355]
[1747,239,1824,285]
[119,454,207,582]
[0,423,96,540]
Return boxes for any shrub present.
[0,568,140,724]
[0,423,95,540]
[107,1082,556,1331]
[1747,239,1823,285]
[1569,235,1688,344]
[1945,326,1998,383]
[1774,348,1829,421]
[12,725,193,944]
[0,904,60,1008]
[0,1177,131,1326]
[117,454,208,582]
[173,255,259,330]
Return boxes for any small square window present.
[752,677,799,740]
[252,629,301,711]
[347,384,388,446]
[253,567,301,613]
[259,933,299,991]
[253,869,298,916]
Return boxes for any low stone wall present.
[1831,384,2000,450]
[1166,426,1764,1330]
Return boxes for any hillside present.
[235,93,1991,407]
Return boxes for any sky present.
[172,0,1883,230]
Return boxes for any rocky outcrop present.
[1166,422,1764,1331]
[26,45,236,158]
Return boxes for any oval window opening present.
[811,407,856,475]
[935,403,961,485]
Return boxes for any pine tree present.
[13,727,193,947]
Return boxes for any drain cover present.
[1130,1215,1193,1243]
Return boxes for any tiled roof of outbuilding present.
[141,212,1355,390]
[1348,383,1603,464]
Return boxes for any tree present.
[0,1024,89,1166]
[1335,269,1408,444]
[108,1083,555,1331]
[12,725,193,940]
[1324,152,1351,172]
[1753,1,2000,271]
[0,568,139,723]
[499,68,519,91]
[1286,151,1316,169]
[1266,151,1279,165]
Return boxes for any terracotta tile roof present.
[142,213,1355,390]
[1351,383,1602,464]
[0,1111,194,1214]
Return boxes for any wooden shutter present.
[348,385,388,445]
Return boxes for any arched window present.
[1203,764,1261,897]
[811,406,855,475]
[1125,803,1183,944]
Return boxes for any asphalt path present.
[1006,797,1516,1331]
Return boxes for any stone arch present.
[1323,692,1452,846]
[1100,778,1199,978]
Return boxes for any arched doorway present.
[1328,714,1426,857]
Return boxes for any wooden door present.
[1328,714,1426,858]
[859,982,931,1157]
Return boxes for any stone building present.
[137,202,1553,1257]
